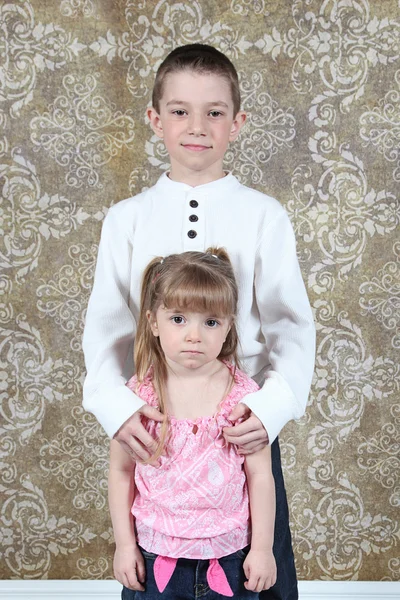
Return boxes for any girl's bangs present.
[162,277,234,316]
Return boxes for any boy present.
[83,44,315,599]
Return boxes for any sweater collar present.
[154,171,239,197]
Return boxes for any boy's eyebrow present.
[166,100,230,108]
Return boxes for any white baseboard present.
[0,580,399,599]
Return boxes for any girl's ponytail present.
[134,257,169,464]
[206,246,232,264]
[134,256,163,381]
[205,247,240,367]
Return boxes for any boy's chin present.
[169,161,226,182]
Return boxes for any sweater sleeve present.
[241,211,316,443]
[82,208,145,437]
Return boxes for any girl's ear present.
[146,107,163,139]
[225,321,232,342]
[146,310,159,336]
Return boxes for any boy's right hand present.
[114,544,146,591]
[114,405,165,464]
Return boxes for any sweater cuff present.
[83,383,145,438]
[241,372,300,444]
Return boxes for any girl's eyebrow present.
[166,100,229,108]
[164,308,226,318]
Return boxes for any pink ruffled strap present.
[153,555,233,596]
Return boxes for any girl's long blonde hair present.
[134,247,240,462]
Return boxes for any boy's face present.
[147,70,246,185]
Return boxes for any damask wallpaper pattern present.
[1,0,399,582]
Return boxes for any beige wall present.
[1,0,399,581]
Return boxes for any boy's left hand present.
[223,404,269,453]
[243,549,277,592]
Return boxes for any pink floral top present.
[126,364,259,559]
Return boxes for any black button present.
[189,200,198,208]
[189,214,198,222]
[187,230,197,239]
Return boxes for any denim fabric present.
[260,438,298,600]
[121,546,259,599]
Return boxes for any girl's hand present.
[113,544,146,591]
[114,405,165,465]
[243,549,277,592]
[223,404,269,454]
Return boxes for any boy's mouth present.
[182,144,211,152]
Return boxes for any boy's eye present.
[205,319,219,328]
[209,110,223,117]
[172,109,187,116]
[171,316,185,324]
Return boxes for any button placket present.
[183,195,205,249]
[187,198,199,240]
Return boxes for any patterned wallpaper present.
[1,0,399,583]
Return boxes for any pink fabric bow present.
[207,558,234,596]
[154,555,233,596]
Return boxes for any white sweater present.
[82,172,316,443]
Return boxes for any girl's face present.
[147,306,231,373]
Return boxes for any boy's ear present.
[229,111,246,142]
[146,310,159,336]
[147,107,163,139]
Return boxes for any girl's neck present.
[166,359,225,382]
[165,360,233,420]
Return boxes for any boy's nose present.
[187,114,206,136]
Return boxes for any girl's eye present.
[172,316,185,324]
[206,319,219,328]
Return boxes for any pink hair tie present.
[152,258,164,284]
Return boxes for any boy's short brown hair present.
[152,44,241,116]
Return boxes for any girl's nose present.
[185,324,201,342]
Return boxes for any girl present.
[108,248,276,599]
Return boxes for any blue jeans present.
[261,438,298,600]
[121,546,258,599]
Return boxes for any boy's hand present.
[223,404,269,454]
[114,544,146,591]
[243,549,277,593]
[114,405,165,465]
